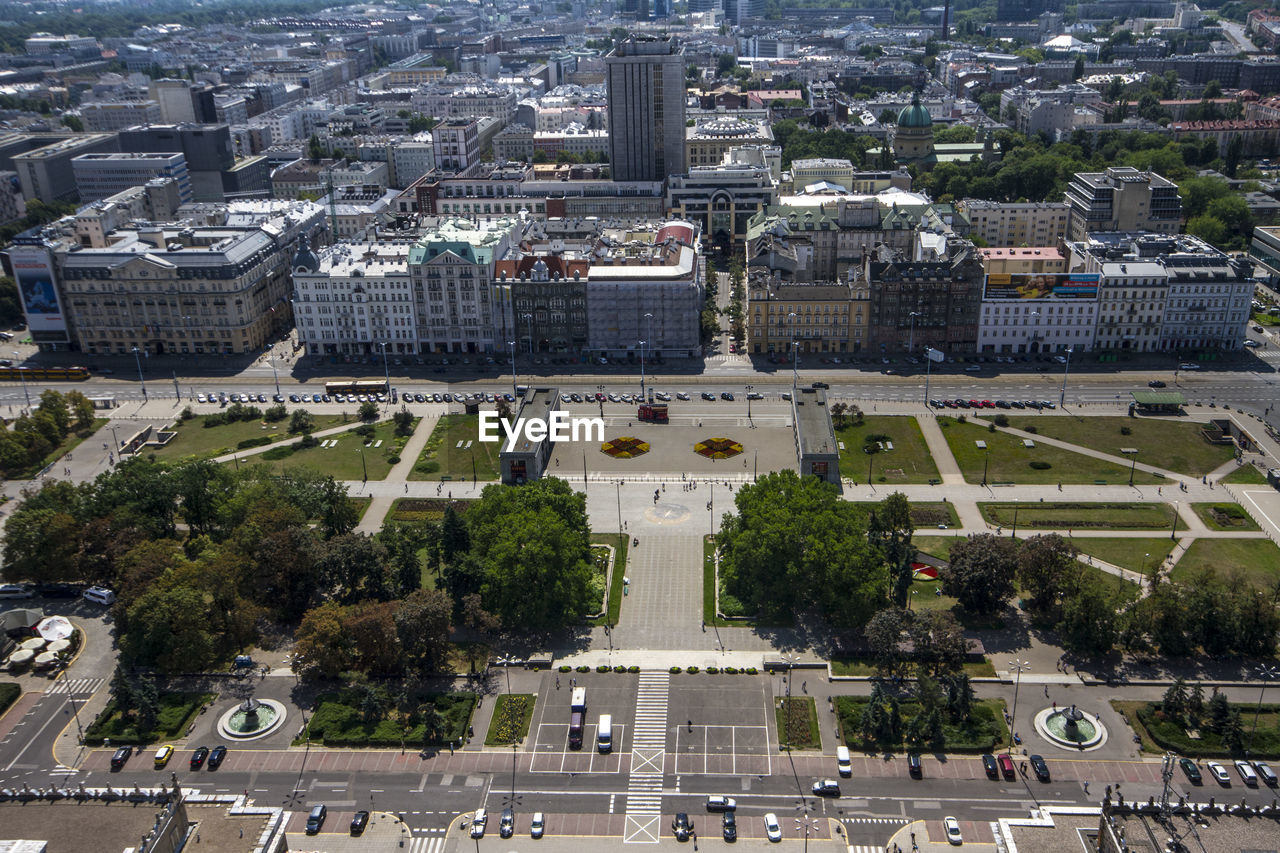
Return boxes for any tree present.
[317,475,357,538]
[2,505,83,582]
[393,407,415,436]
[345,600,402,675]
[120,584,218,673]
[864,608,910,678]
[315,534,391,603]
[358,400,379,423]
[1059,583,1118,655]
[1072,55,1085,81]
[718,471,889,632]
[907,610,969,677]
[1187,214,1229,247]
[1016,534,1079,616]
[939,534,1017,615]
[867,492,916,607]
[440,504,469,564]
[395,589,453,676]
[942,672,974,722]
[62,114,84,132]
[293,601,356,679]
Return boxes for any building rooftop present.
[793,387,838,458]
[502,387,560,455]
[980,247,1064,260]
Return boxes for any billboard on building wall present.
[8,245,69,343]
[983,273,1100,300]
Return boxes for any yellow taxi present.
[153,745,175,768]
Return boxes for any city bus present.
[0,366,91,382]
[324,379,389,397]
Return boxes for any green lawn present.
[912,535,966,562]
[152,412,348,461]
[350,496,372,521]
[1171,538,1280,590]
[1079,565,1143,600]
[1118,699,1280,758]
[1067,537,1178,574]
[938,417,1165,485]
[83,692,216,746]
[1192,502,1261,531]
[589,533,628,627]
[409,414,501,481]
[1221,464,1269,485]
[236,419,414,480]
[851,501,960,529]
[978,502,1185,532]
[836,416,940,484]
[485,694,536,745]
[1016,415,1235,478]
[776,696,820,749]
[835,697,1008,753]
[302,691,476,747]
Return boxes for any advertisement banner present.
[8,246,69,342]
[983,272,1099,301]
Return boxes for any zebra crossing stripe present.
[848,846,884,853]
[409,837,444,853]
[625,671,670,835]
[45,678,104,695]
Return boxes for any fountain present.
[1033,704,1108,751]
[216,696,287,740]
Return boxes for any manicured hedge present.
[83,692,216,746]
[1135,702,1280,758]
[303,691,476,747]
[835,696,1005,753]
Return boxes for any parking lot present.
[670,678,775,777]
[529,679,635,775]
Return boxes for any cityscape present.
[0,0,1280,852]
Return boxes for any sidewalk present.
[354,413,439,534]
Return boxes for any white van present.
[83,586,116,605]
[836,745,851,777]
[597,714,612,753]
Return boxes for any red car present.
[981,400,995,408]
[968,399,981,408]
[997,754,1016,780]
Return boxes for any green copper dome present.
[897,95,932,129]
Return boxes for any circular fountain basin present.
[216,698,287,740]
[1033,706,1108,751]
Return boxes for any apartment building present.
[80,101,164,132]
[863,240,985,355]
[71,153,193,204]
[977,247,1098,354]
[290,241,418,358]
[958,200,1070,247]
[684,117,774,169]
[747,272,870,355]
[40,200,325,355]
[666,149,779,249]
[12,134,120,203]
[1064,167,1182,241]
[431,117,482,173]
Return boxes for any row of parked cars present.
[930,398,1057,410]
[1181,756,1278,788]
[114,744,227,772]
[304,804,371,836]
[468,807,545,839]
[0,583,115,605]
[671,799,779,843]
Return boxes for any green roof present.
[897,95,932,129]
[1130,391,1186,405]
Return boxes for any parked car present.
[982,753,999,779]
[1180,757,1202,784]
[110,745,133,770]
[998,753,1016,780]
[189,746,209,769]
[908,753,923,778]
[676,392,690,401]
[944,816,962,845]
[500,808,515,838]
[153,745,174,768]
[530,812,545,838]
[305,804,326,834]
[83,586,116,605]
[722,811,737,841]
[836,745,852,777]
[0,583,35,599]
[470,808,488,838]
[1255,761,1278,787]
[1208,761,1231,785]
[811,381,829,389]
[812,779,840,796]
[706,796,736,812]
[721,392,735,401]
[1030,754,1050,782]
[1236,760,1259,787]
[1148,380,1167,388]
[672,813,693,841]
[763,813,782,843]
[350,810,369,835]
[701,392,715,401]
[207,745,227,770]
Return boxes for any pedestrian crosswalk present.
[623,671,670,843]
[408,837,444,853]
[848,845,885,853]
[45,678,103,695]
[843,817,910,826]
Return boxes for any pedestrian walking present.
[1083,781,1089,794]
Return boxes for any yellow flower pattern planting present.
[601,436,650,459]
[694,437,744,459]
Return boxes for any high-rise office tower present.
[605,34,686,183]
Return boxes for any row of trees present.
[0,390,97,477]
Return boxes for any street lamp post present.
[1171,501,1179,541]
[109,426,122,459]
[131,346,147,399]
[745,384,753,422]
[1007,659,1031,755]
[788,312,799,389]
[1059,346,1074,408]
[639,339,647,400]
[12,353,29,409]
[508,341,517,399]
[1249,663,1279,757]
[923,346,935,406]
[982,447,990,487]
[615,480,623,538]
[358,444,367,482]
[378,341,391,402]
[643,312,653,400]
[269,348,281,398]
[907,311,921,354]
[1127,449,1139,487]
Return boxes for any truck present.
[569,687,586,750]
[638,403,669,423]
